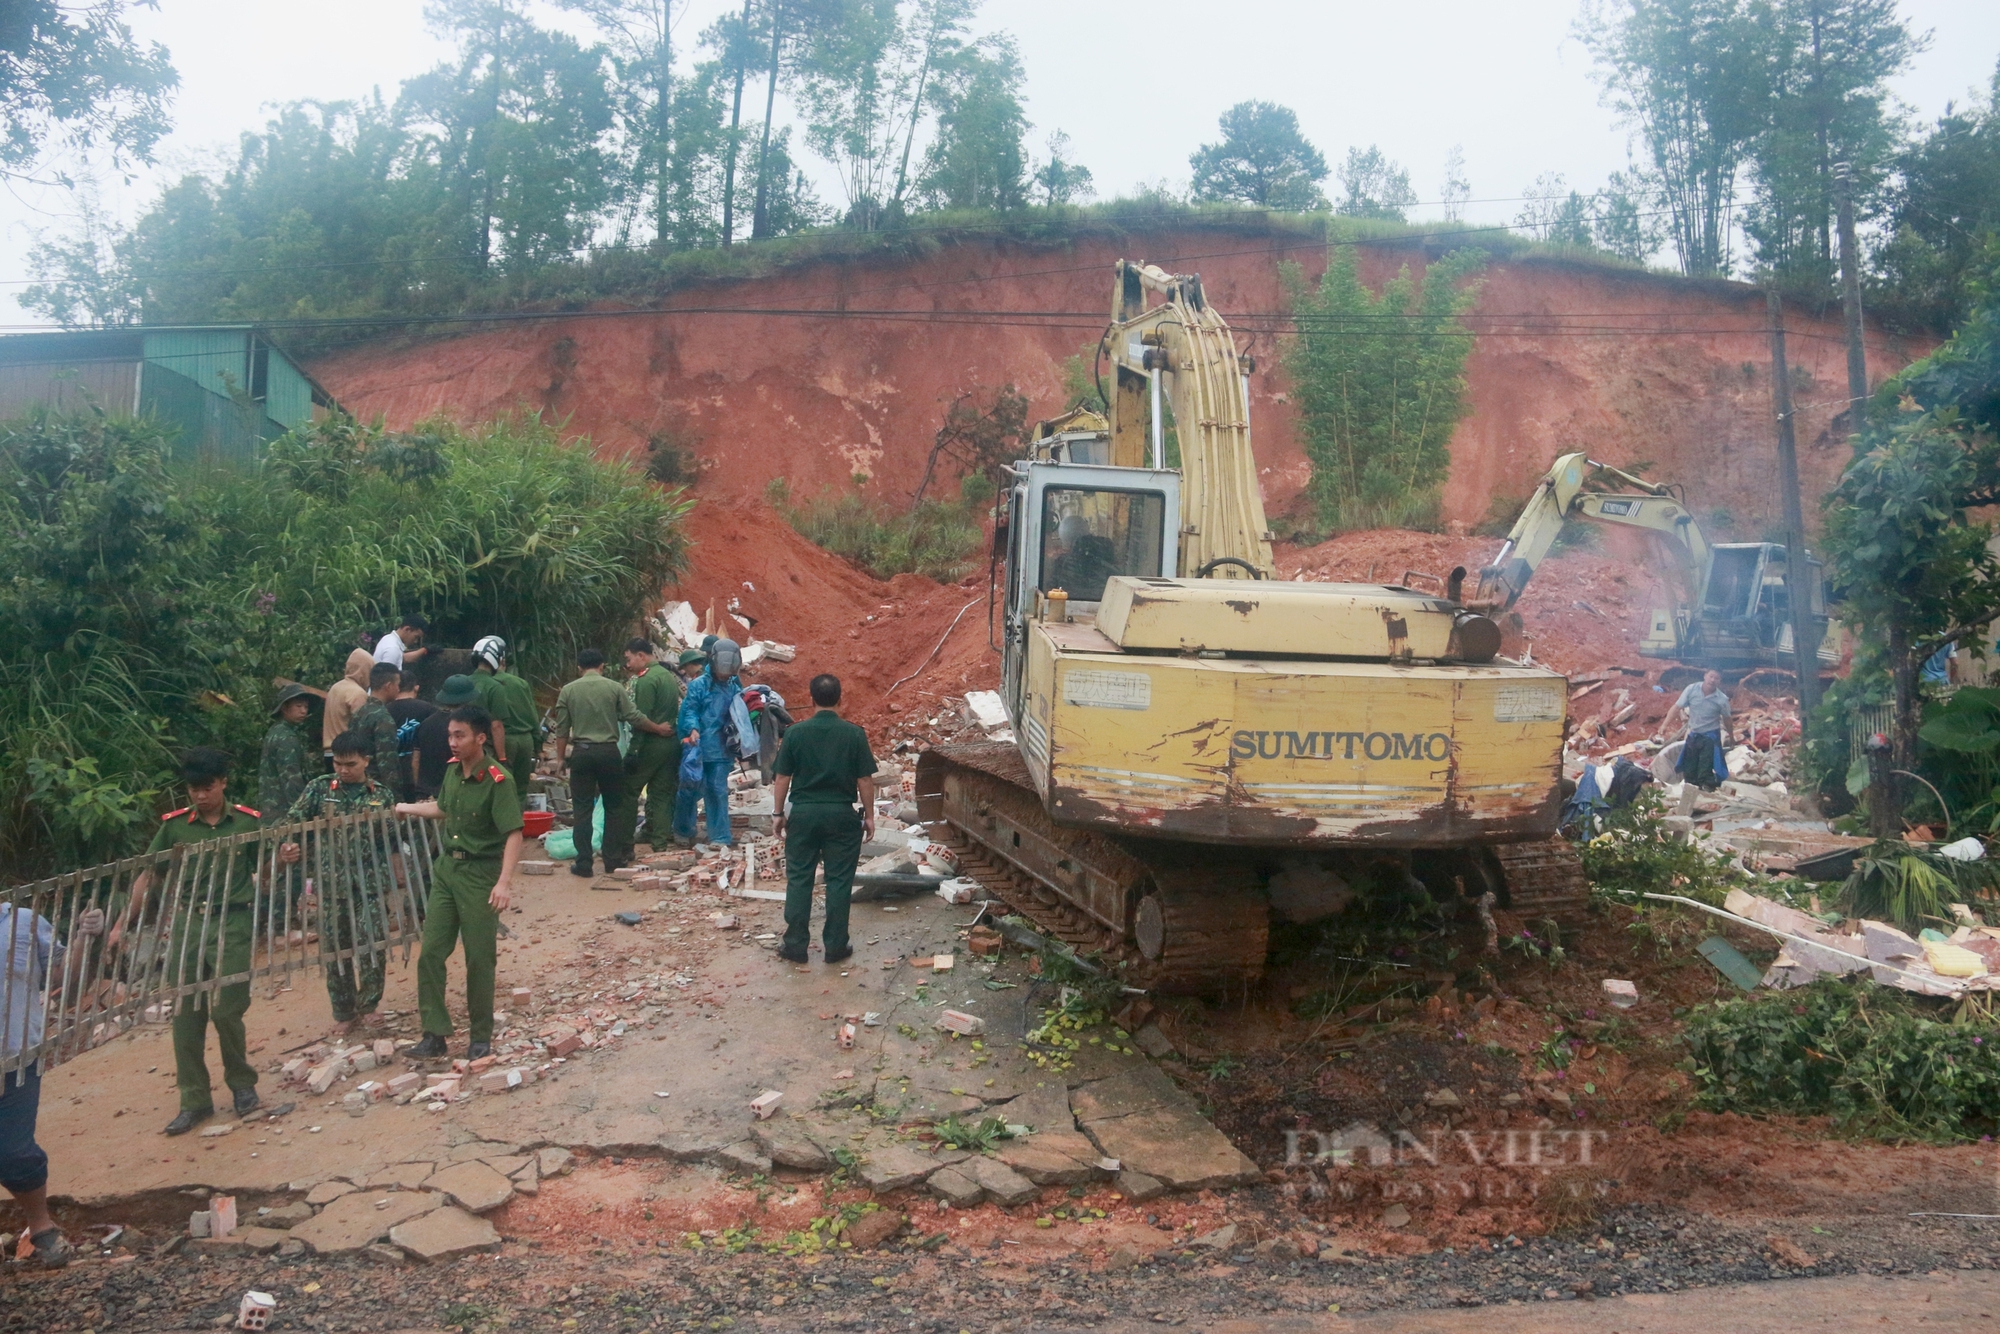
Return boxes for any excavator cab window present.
[1038,487,1166,602]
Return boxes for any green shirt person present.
[278,733,397,1033]
[117,748,265,1136]
[606,637,684,867]
[471,635,540,785]
[396,705,524,1060]
[552,648,673,877]
[349,662,406,789]
[258,684,314,825]
[771,673,878,965]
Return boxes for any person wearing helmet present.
[470,636,539,786]
[675,639,745,847]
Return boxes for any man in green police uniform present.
[112,748,264,1135]
[396,706,524,1060]
[552,648,675,877]
[278,731,397,1035]
[605,637,682,869]
[771,674,878,965]
[471,636,540,787]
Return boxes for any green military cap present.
[436,674,479,706]
[678,648,708,667]
[270,681,314,716]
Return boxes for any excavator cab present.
[997,460,1182,719]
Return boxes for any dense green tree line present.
[0,408,689,873]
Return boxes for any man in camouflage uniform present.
[278,731,396,1033]
[349,663,405,788]
[258,684,314,822]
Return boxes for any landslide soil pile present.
[668,495,996,732]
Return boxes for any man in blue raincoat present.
[676,638,744,847]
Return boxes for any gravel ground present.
[9,1205,1997,1332]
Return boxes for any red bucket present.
[522,809,555,839]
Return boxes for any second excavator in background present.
[1473,452,1838,676]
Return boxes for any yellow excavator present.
[1471,453,1838,673]
[916,261,1587,993]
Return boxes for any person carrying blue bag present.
[677,639,747,847]
[1660,668,1733,790]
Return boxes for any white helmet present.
[472,635,507,671]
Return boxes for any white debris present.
[1940,836,1987,862]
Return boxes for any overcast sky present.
[3,0,1997,320]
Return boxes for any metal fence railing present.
[1,809,441,1080]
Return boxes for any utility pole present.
[1833,162,1868,415]
[1767,288,1822,722]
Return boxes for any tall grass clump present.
[0,407,689,873]
[768,479,982,583]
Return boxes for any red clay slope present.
[666,494,997,734]
[310,225,1932,540]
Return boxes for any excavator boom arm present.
[1472,452,1710,613]
[1102,261,1273,578]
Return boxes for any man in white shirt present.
[374,614,432,670]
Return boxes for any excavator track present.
[917,743,1590,992]
[917,743,1268,993]
[1491,839,1592,923]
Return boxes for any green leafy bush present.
[1684,980,2000,1141]
[1578,788,1747,906]
[1838,838,2000,934]
[769,480,981,583]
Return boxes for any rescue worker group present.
[139,621,878,1139]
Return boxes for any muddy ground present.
[7,855,1998,1332]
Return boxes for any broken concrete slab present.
[423,1160,515,1214]
[358,1162,435,1191]
[857,1143,940,1193]
[537,1146,574,1178]
[995,1135,1098,1186]
[1070,1065,1261,1192]
[391,1205,502,1262]
[303,1180,356,1207]
[1068,1064,1185,1123]
[289,1191,443,1255]
[658,1131,735,1163]
[994,1080,1073,1134]
[1131,1025,1175,1058]
[446,1139,519,1164]
[966,1156,1039,1207]
[230,1227,290,1255]
[1191,1223,1238,1251]
[1078,1107,1260,1193]
[1115,1170,1167,1202]
[717,1141,772,1176]
[481,1155,530,1177]
[752,1118,832,1171]
[254,1202,313,1229]
[927,1166,985,1208]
